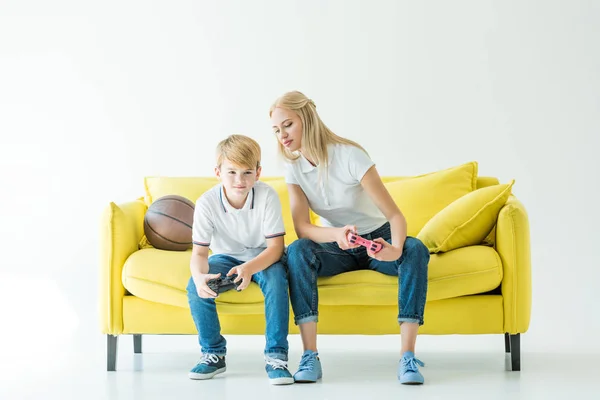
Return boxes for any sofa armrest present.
[496,195,532,334]
[99,199,147,335]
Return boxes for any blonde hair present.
[215,134,261,170]
[269,91,367,167]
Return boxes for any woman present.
[270,91,430,385]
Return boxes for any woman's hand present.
[367,238,403,262]
[336,225,361,250]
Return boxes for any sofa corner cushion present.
[417,180,515,253]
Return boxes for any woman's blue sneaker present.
[188,353,226,380]
[293,350,322,383]
[398,351,425,385]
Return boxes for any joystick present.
[207,275,241,295]
[347,231,383,253]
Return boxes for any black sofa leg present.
[134,334,142,354]
[107,335,118,371]
[505,333,521,371]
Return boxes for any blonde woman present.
[270,91,430,385]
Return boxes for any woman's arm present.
[360,166,407,259]
[287,184,355,246]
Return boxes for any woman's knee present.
[403,237,430,265]
[286,238,318,267]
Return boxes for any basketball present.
[144,195,195,251]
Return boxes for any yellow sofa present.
[99,167,531,372]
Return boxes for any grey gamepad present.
[207,275,240,294]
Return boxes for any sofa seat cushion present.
[122,246,502,309]
[318,245,502,305]
[122,249,266,309]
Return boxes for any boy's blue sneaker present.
[398,351,425,385]
[293,350,322,383]
[188,353,226,380]
[265,356,294,385]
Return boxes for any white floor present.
[1,332,598,400]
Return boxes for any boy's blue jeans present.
[284,222,429,326]
[186,254,290,360]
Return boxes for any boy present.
[186,134,293,385]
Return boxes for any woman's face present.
[271,107,302,152]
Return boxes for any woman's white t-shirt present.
[284,143,387,235]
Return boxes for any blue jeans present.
[284,223,429,325]
[186,254,290,360]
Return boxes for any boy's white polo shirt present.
[192,181,285,262]
[284,143,387,235]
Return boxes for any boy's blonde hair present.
[216,134,261,170]
[269,91,366,167]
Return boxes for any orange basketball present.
[144,195,195,251]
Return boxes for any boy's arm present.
[190,244,219,298]
[228,187,286,290]
[241,236,284,275]
[190,244,210,279]
[227,236,284,291]
[190,198,219,298]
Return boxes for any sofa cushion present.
[383,162,478,236]
[143,176,317,247]
[144,176,219,204]
[122,249,266,309]
[122,245,502,308]
[317,245,502,304]
[142,167,484,249]
[417,181,514,253]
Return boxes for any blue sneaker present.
[188,353,226,380]
[265,356,294,385]
[398,351,425,385]
[293,350,322,383]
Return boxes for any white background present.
[1,0,599,369]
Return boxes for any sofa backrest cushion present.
[144,162,490,245]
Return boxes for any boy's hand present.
[367,238,403,262]
[227,265,252,291]
[336,225,360,250]
[194,273,220,298]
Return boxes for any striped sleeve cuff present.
[193,241,210,247]
[265,232,285,239]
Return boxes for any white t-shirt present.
[192,181,285,262]
[284,143,387,235]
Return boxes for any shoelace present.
[199,353,220,365]
[297,352,317,372]
[265,356,288,370]
[402,357,425,373]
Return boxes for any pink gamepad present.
[347,231,383,253]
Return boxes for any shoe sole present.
[399,376,424,385]
[188,367,226,380]
[294,375,322,383]
[269,377,295,385]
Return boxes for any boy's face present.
[215,159,261,198]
